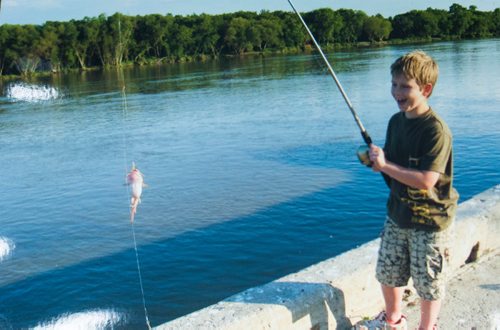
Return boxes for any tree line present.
[0,4,498,76]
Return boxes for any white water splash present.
[32,309,125,330]
[0,236,15,262]
[6,83,62,102]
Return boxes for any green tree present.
[449,3,473,38]
[8,25,41,74]
[36,22,61,71]
[275,11,306,48]
[467,7,491,38]
[107,13,134,65]
[391,13,415,38]
[192,14,223,56]
[337,9,367,43]
[493,9,500,36]
[93,14,112,66]
[31,21,80,71]
[362,15,392,42]
[170,16,194,58]
[249,17,283,52]
[58,21,81,69]
[77,16,102,68]
[225,17,252,54]
[425,8,451,37]
[71,18,98,69]
[1,7,499,76]
[304,8,343,45]
[132,14,175,63]
[408,10,440,38]
[0,25,12,75]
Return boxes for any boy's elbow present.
[421,171,440,190]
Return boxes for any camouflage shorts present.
[375,217,454,300]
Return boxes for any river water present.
[0,39,499,329]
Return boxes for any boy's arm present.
[369,144,440,190]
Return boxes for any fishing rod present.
[287,0,372,165]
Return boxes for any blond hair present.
[391,50,439,93]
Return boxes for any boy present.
[363,50,459,330]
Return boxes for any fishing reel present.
[356,145,372,167]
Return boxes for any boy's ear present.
[422,83,433,97]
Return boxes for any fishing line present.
[287,0,373,165]
[120,69,153,330]
[118,18,152,330]
[130,221,152,329]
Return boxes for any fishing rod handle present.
[361,130,372,146]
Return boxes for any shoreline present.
[1,37,497,82]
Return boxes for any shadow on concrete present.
[226,281,352,329]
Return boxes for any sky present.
[1,0,499,25]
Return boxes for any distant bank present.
[0,4,498,77]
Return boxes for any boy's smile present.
[391,74,432,118]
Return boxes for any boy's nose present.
[392,86,403,96]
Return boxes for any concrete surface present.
[404,251,500,329]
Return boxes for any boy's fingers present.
[369,145,379,155]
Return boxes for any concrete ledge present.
[155,184,500,329]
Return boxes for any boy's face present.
[391,73,433,118]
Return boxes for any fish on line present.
[126,163,146,223]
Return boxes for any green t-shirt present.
[383,108,459,231]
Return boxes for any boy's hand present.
[369,144,386,172]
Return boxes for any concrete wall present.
[155,185,500,330]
